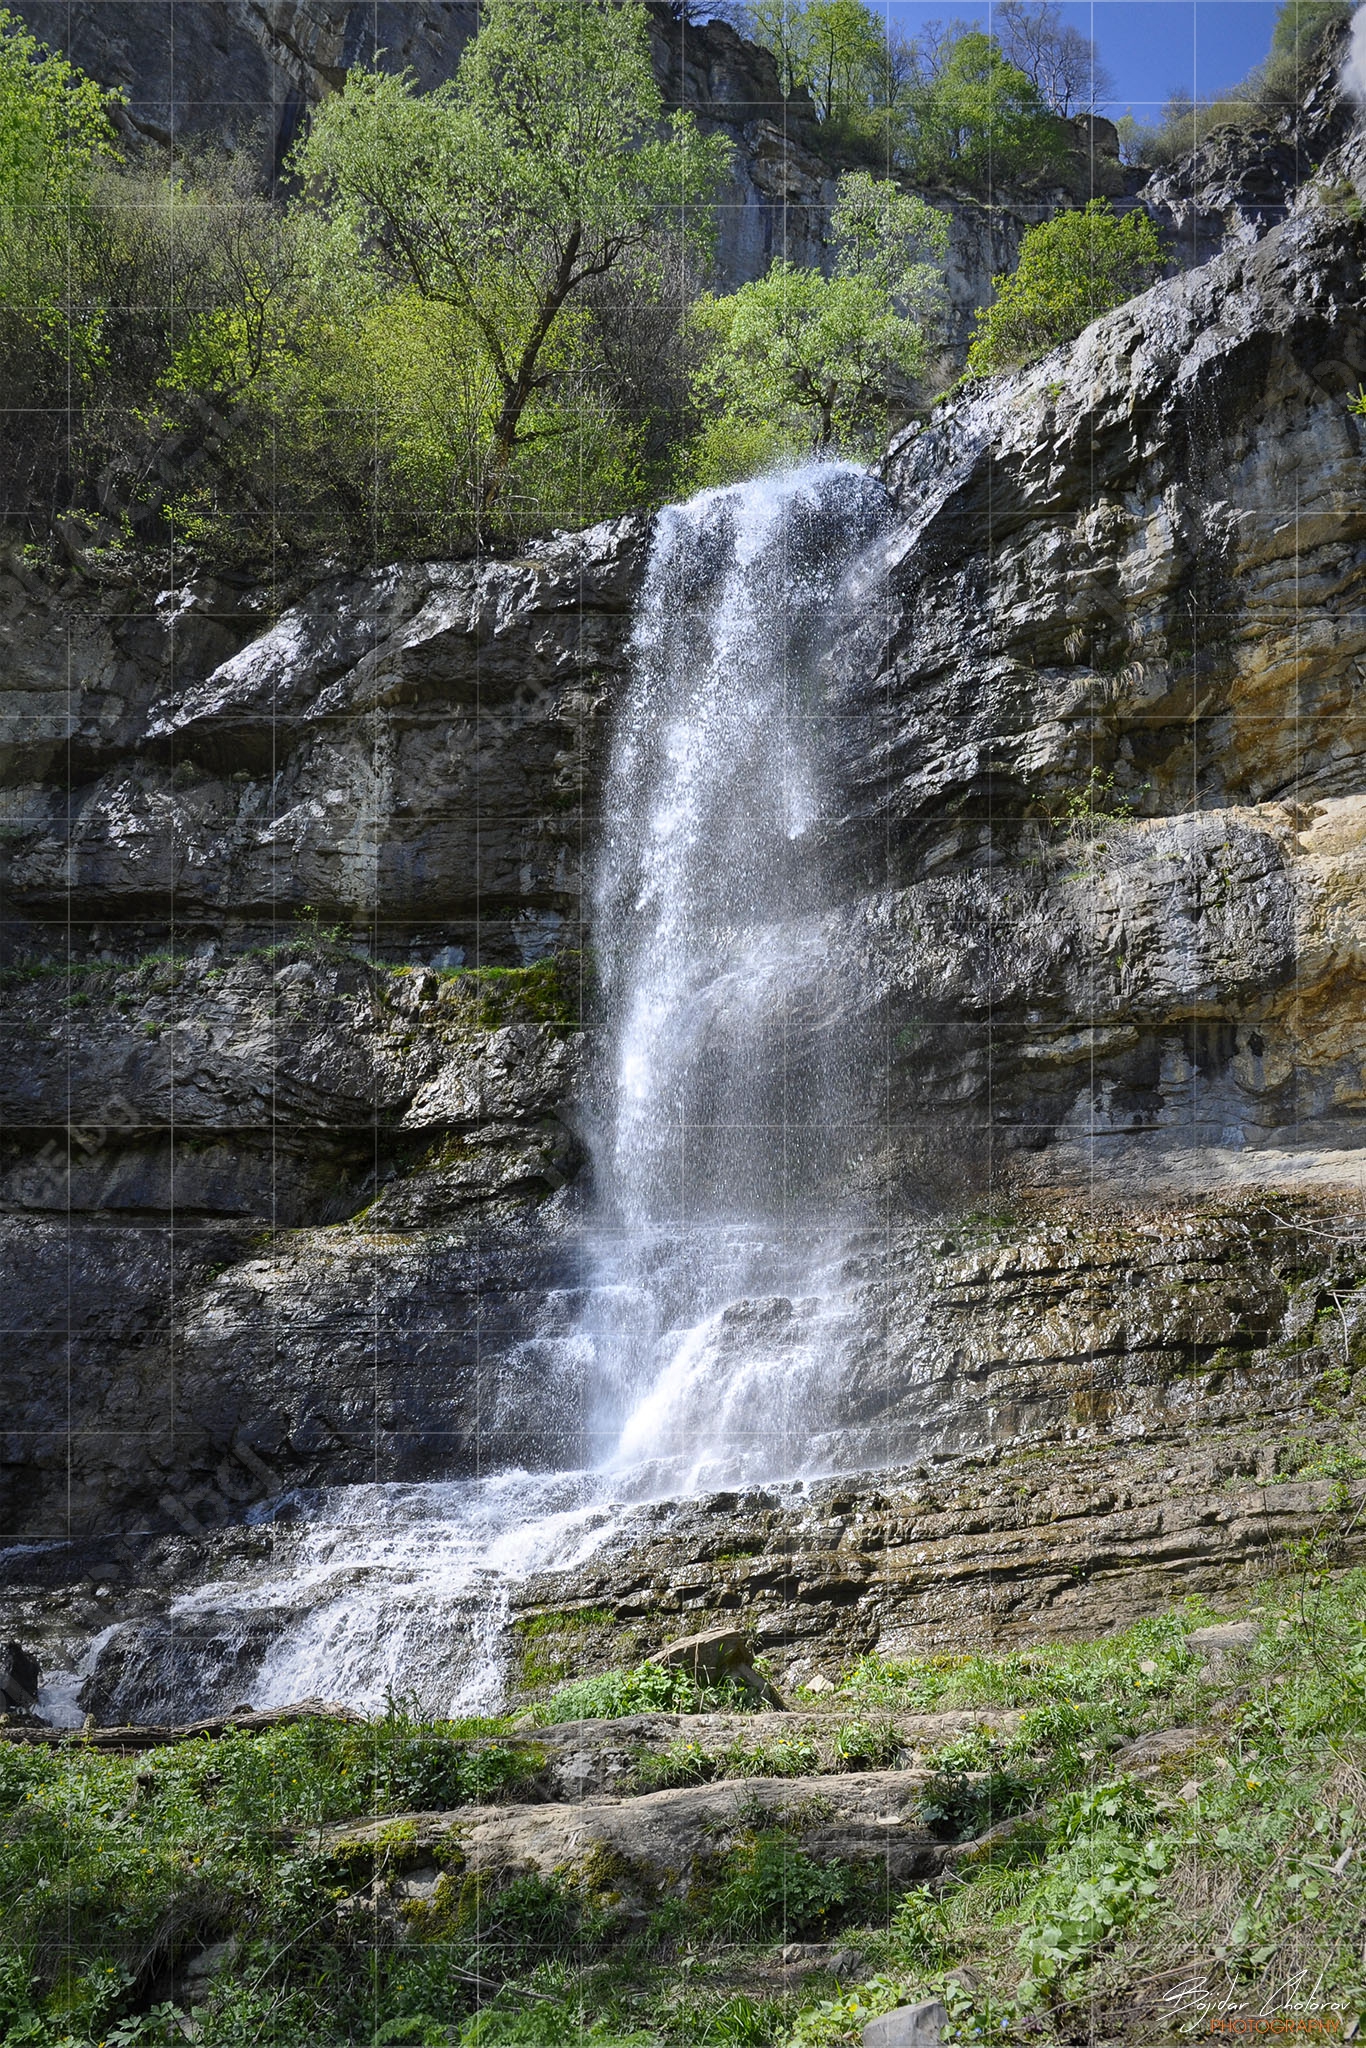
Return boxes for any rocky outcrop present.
[11,1,480,175]
[323,1768,952,1890]
[515,1397,1366,1672]
[1141,21,1357,268]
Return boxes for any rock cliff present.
[3,99,1366,1682]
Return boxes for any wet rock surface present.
[510,1417,1366,1673]
[0,947,585,1534]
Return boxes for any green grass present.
[4,1577,1366,2043]
[512,1609,619,1690]
[822,1601,1214,1715]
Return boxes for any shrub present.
[535,1659,761,1722]
[966,197,1163,374]
[831,1718,903,1768]
[707,1834,870,1939]
[1016,1831,1170,1997]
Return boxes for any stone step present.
[318,1767,985,1897]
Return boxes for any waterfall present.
[53,464,892,1726]
[578,462,891,1491]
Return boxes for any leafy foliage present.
[689,171,947,465]
[1015,1812,1169,1997]
[535,1659,763,1722]
[966,197,1163,374]
[0,0,726,563]
[896,29,1068,187]
[718,0,895,131]
[0,5,116,204]
[706,1836,872,1940]
[294,0,727,517]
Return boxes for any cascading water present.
[49,464,893,1727]
[575,461,891,1492]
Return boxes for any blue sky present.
[879,1,1286,116]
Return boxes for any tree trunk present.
[480,226,584,518]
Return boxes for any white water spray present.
[578,462,891,1491]
[1344,8,1366,105]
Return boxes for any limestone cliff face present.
[11,1,479,173]
[3,120,1366,1648]
[863,186,1366,1193]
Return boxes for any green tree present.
[688,171,948,469]
[899,29,1067,187]
[804,0,885,123]
[0,6,118,209]
[966,197,1163,375]
[0,17,126,523]
[0,5,121,371]
[295,0,729,515]
[740,0,816,98]
[729,0,897,142]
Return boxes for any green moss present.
[515,1606,616,1639]
[437,955,581,1030]
[513,1607,620,1689]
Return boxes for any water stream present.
[51,463,893,1725]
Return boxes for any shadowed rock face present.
[0,950,587,1535]
[11,1,481,175]
[3,131,1366,1658]
[0,522,644,1538]
[0,519,648,960]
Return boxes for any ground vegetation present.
[3,1573,1364,2044]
